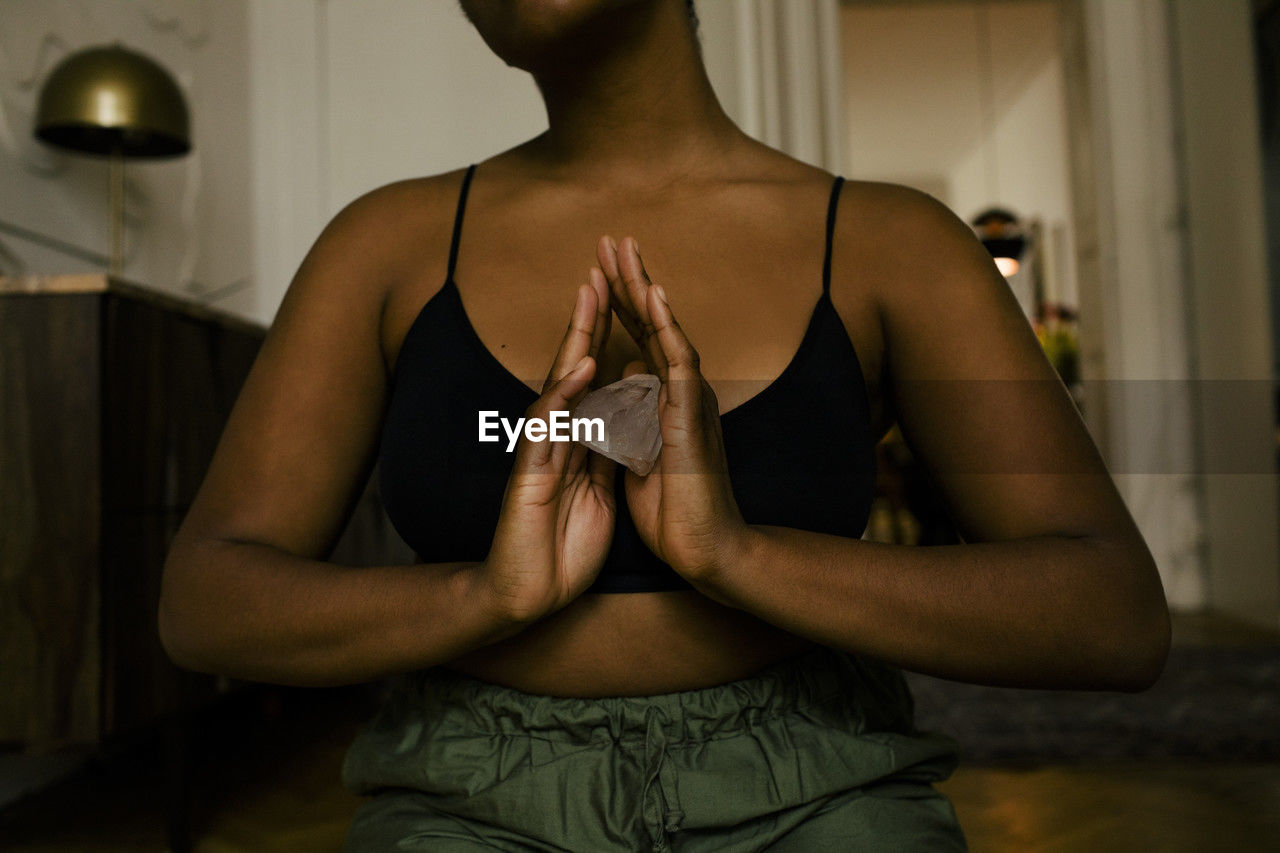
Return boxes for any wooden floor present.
[3,611,1279,851]
[940,762,1280,852]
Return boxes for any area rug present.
[904,644,1280,763]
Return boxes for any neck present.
[526,0,744,182]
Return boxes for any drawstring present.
[641,705,684,851]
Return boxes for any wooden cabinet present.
[0,275,410,750]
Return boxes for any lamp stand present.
[109,147,124,278]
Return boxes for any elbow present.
[158,590,202,673]
[1086,536,1172,692]
[1110,608,1171,693]
[158,546,218,675]
[1101,589,1172,693]
[157,580,205,674]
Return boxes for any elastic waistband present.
[396,644,916,747]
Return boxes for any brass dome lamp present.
[33,44,191,277]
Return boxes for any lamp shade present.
[34,45,190,158]
[971,207,1026,277]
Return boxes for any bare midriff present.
[441,591,818,697]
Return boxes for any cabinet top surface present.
[0,274,264,335]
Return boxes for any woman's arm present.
[600,187,1170,692]
[161,540,518,687]
[159,176,522,687]
[700,527,1165,692]
[709,188,1168,691]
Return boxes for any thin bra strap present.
[822,175,845,296]
[446,163,478,282]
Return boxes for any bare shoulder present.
[304,168,472,291]
[832,180,1008,337]
[835,177,1050,381]
[285,168,474,374]
[832,179,989,297]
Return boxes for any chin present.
[458,0,655,73]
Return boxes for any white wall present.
[842,2,982,192]
[0,0,255,319]
[949,57,1077,313]
[841,0,1076,319]
[321,1,547,216]
[249,0,546,323]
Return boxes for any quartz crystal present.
[572,374,663,475]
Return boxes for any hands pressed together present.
[479,236,752,624]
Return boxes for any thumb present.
[621,359,648,379]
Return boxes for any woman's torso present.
[376,152,892,697]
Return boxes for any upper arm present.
[866,186,1142,545]
[170,181,441,561]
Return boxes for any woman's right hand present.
[478,272,617,624]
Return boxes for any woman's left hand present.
[596,235,752,585]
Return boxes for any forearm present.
[159,538,524,687]
[698,525,1170,691]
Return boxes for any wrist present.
[688,522,760,605]
[470,559,548,631]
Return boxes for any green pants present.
[341,644,966,852]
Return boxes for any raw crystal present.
[572,374,662,475]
